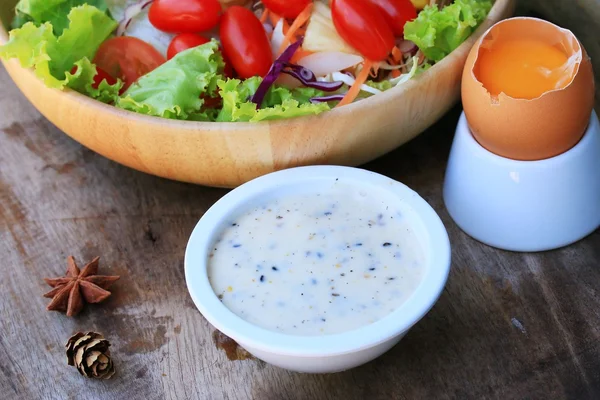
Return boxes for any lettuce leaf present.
[13,0,109,35]
[404,0,492,62]
[0,5,121,102]
[215,78,329,123]
[116,40,225,120]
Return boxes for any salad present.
[0,0,492,122]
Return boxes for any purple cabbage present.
[309,94,346,104]
[250,38,344,107]
[249,39,304,107]
[282,64,343,92]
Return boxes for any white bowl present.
[185,166,451,373]
[444,110,600,252]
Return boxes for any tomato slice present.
[149,0,222,33]
[93,37,166,90]
[366,0,417,36]
[167,33,211,60]
[261,0,311,19]
[220,6,273,78]
[331,0,395,61]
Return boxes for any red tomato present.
[70,66,117,88]
[167,33,210,60]
[261,0,311,19]
[331,0,395,61]
[93,37,166,90]
[366,0,417,36]
[219,6,272,78]
[149,0,222,33]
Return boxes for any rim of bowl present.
[184,166,451,357]
[0,0,512,130]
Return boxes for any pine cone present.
[65,332,116,379]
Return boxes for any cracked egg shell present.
[462,17,595,161]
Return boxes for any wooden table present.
[2,5,600,400]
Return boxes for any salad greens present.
[0,0,493,123]
[117,41,223,120]
[117,40,329,121]
[0,4,121,100]
[404,0,493,62]
[13,0,109,35]
[216,77,329,122]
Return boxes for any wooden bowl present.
[0,0,514,188]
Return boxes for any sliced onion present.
[297,52,363,77]
[331,72,382,95]
[263,23,273,36]
[378,61,407,70]
[270,19,286,59]
[282,64,343,92]
[397,40,418,56]
[116,0,154,36]
[310,94,345,103]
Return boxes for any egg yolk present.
[477,38,570,99]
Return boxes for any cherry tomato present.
[366,0,417,36]
[331,0,394,61]
[261,0,311,19]
[93,37,166,90]
[149,0,222,33]
[70,66,117,88]
[167,33,210,60]
[219,6,272,78]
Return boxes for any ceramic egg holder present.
[443,110,600,252]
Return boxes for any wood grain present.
[0,0,514,188]
[1,1,600,399]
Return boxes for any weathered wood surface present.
[1,4,600,400]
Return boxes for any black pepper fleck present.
[272,266,278,271]
[260,275,265,282]
[383,242,392,247]
[332,293,340,297]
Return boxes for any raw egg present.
[461,17,595,161]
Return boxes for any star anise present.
[44,256,120,317]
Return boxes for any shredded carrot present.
[391,69,401,78]
[290,48,314,64]
[336,60,374,108]
[391,46,403,64]
[277,3,313,55]
[269,13,290,34]
[260,9,270,23]
[295,27,307,36]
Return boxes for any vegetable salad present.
[0,0,492,122]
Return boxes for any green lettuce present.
[0,5,121,101]
[13,0,109,35]
[404,0,492,62]
[215,78,329,123]
[116,41,224,120]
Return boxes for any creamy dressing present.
[208,182,425,336]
